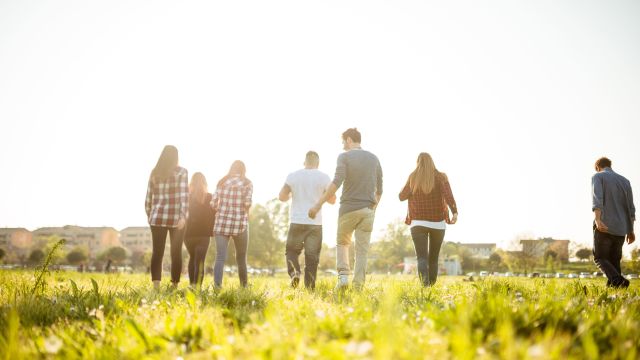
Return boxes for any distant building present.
[120,227,152,253]
[0,228,33,259]
[32,226,120,258]
[520,238,570,262]
[403,256,462,275]
[460,243,496,259]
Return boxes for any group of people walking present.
[144,128,636,291]
[144,128,459,290]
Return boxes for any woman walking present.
[399,153,458,286]
[185,172,215,289]
[145,145,189,289]
[211,160,253,288]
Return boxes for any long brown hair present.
[408,152,438,195]
[217,160,247,188]
[151,145,179,182]
[189,172,208,204]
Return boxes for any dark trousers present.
[214,231,249,287]
[410,226,445,286]
[185,236,211,286]
[593,227,626,287]
[150,226,185,283]
[285,224,322,289]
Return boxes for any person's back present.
[287,168,331,225]
[335,149,383,216]
[592,168,634,236]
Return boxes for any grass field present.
[0,270,638,360]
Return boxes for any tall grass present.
[0,271,637,359]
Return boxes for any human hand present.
[627,232,635,245]
[595,220,608,233]
[177,218,186,230]
[450,213,458,224]
[308,204,320,219]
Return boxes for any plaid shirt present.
[211,176,253,236]
[145,167,189,227]
[399,172,457,224]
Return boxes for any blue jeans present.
[214,231,248,287]
[410,226,445,286]
[286,224,322,289]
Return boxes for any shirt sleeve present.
[145,178,153,217]
[332,153,347,189]
[211,188,220,211]
[592,174,604,211]
[442,176,458,214]
[627,182,635,221]
[399,181,411,201]
[244,181,253,209]
[376,159,383,196]
[179,169,189,220]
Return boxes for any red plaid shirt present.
[399,172,457,224]
[145,167,189,227]
[211,176,253,236]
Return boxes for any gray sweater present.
[332,148,383,216]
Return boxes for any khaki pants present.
[336,207,375,286]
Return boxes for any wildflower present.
[315,310,326,319]
[345,341,373,356]
[528,344,544,358]
[44,335,63,354]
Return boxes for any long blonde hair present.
[408,153,437,195]
[189,172,208,204]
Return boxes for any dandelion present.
[345,341,373,356]
[44,335,63,354]
[315,310,326,319]
[528,344,544,358]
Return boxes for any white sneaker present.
[335,274,349,289]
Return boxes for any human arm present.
[308,182,338,219]
[592,175,607,232]
[279,184,291,202]
[145,177,153,218]
[177,170,189,229]
[244,181,253,213]
[399,179,411,201]
[441,173,458,224]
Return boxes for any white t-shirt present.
[410,220,446,230]
[285,168,332,225]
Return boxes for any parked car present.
[555,273,566,278]
[592,272,604,278]
[579,272,592,279]
[479,271,489,277]
[503,272,514,277]
[567,273,578,279]
[626,274,638,279]
[528,272,541,278]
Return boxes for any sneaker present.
[291,275,300,288]
[335,274,349,289]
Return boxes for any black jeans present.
[185,236,211,286]
[150,226,185,283]
[410,226,445,286]
[286,224,322,289]
[593,227,626,287]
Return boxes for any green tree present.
[248,204,285,271]
[66,246,88,265]
[370,219,413,273]
[488,252,502,272]
[629,248,640,273]
[28,249,45,265]
[100,246,127,264]
[576,248,592,262]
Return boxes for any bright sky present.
[1,0,639,252]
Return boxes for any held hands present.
[177,218,186,230]
[595,220,609,233]
[627,232,636,245]
[308,204,321,219]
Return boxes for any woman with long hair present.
[145,145,189,289]
[185,172,215,289]
[211,160,253,288]
[399,153,458,286]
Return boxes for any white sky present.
[1,0,639,251]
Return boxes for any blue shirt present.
[592,168,635,236]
